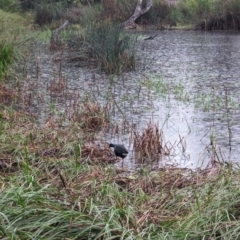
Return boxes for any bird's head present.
[109,143,114,148]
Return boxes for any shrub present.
[34,1,65,26]
[19,0,35,10]
[0,0,20,12]
[63,2,102,26]
[177,0,240,30]
[116,0,136,21]
[137,0,170,25]
[87,21,136,73]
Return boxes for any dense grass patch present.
[87,21,136,73]
[177,0,240,30]
[0,9,29,42]
[34,1,66,26]
[0,10,29,81]
[0,42,14,80]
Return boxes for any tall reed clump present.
[87,21,136,73]
[0,42,14,80]
[70,99,108,132]
[34,1,65,26]
[133,121,165,162]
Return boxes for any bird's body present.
[109,143,128,159]
[144,34,158,40]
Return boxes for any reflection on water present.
[17,30,240,169]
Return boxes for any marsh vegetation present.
[1,0,240,239]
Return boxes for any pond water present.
[18,30,240,169]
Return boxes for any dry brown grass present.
[133,121,168,162]
[101,0,121,20]
[81,143,117,164]
[47,77,67,95]
[69,99,108,132]
[0,84,16,104]
[114,163,224,199]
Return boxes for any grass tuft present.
[87,20,136,73]
[133,121,167,162]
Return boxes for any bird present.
[109,143,128,159]
[144,34,158,40]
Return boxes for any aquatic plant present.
[177,0,240,30]
[0,42,14,80]
[87,20,136,73]
[133,121,166,162]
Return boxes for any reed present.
[0,42,14,80]
[87,20,136,73]
[68,99,108,132]
[133,121,166,162]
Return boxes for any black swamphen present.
[109,143,128,159]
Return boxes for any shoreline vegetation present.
[1,0,240,239]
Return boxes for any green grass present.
[87,20,136,73]
[0,10,29,42]
[0,10,31,81]
[0,42,14,79]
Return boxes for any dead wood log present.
[122,0,153,29]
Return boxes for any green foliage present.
[78,4,102,26]
[0,42,14,80]
[87,21,136,73]
[177,0,212,23]
[0,9,29,42]
[34,1,65,26]
[115,0,137,21]
[0,0,20,12]
[176,0,240,29]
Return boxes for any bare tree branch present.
[51,20,69,43]
[122,0,153,29]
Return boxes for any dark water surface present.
[20,30,240,169]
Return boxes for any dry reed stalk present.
[69,100,108,132]
[0,84,16,104]
[133,121,165,162]
[47,77,67,95]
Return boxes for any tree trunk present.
[122,0,153,29]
